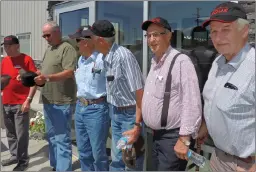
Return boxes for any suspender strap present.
[161,53,182,127]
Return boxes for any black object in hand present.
[19,69,38,87]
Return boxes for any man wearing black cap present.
[198,2,255,172]
[89,20,145,171]
[1,35,38,171]
[141,17,202,171]
[68,26,110,171]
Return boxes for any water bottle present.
[116,136,132,150]
[187,149,206,168]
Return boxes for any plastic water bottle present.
[116,136,132,150]
[187,149,206,168]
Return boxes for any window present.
[16,33,31,56]
[96,1,144,70]
[59,8,89,37]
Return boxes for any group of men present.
[1,2,255,172]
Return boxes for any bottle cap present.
[187,150,192,158]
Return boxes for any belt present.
[78,97,106,106]
[117,105,136,111]
[223,151,255,164]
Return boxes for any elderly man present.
[198,2,255,172]
[141,17,202,171]
[68,26,110,171]
[34,21,77,171]
[1,35,38,171]
[89,20,145,171]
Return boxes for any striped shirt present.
[142,46,202,137]
[203,43,255,158]
[104,43,144,107]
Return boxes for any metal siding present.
[1,1,48,60]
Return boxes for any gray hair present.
[43,21,60,31]
[95,35,115,44]
[236,18,249,31]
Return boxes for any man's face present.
[209,21,247,57]
[146,24,171,55]
[4,44,19,56]
[42,25,59,46]
[76,37,93,54]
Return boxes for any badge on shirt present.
[14,65,21,69]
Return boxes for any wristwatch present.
[179,138,191,147]
[134,122,142,128]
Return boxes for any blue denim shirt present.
[75,52,107,99]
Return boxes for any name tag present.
[14,65,21,69]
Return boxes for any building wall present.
[1,1,49,60]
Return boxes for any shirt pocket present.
[153,77,166,99]
[216,87,238,111]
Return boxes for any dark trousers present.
[3,105,29,162]
[151,128,194,171]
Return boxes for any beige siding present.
[1,1,49,60]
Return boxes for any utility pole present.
[193,7,201,26]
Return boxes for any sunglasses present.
[76,37,91,43]
[42,34,51,38]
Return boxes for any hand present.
[122,126,141,144]
[197,120,208,145]
[174,137,190,160]
[21,99,30,113]
[34,75,47,86]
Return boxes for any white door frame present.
[53,1,96,26]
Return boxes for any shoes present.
[1,158,18,166]
[13,161,29,171]
[52,167,56,171]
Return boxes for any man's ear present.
[241,24,249,39]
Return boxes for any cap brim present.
[68,32,83,39]
[202,15,238,28]
[81,30,93,37]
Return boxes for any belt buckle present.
[84,100,89,106]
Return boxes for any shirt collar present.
[80,51,99,63]
[217,43,251,69]
[104,43,118,64]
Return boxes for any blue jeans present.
[43,104,74,171]
[109,105,144,171]
[75,101,110,171]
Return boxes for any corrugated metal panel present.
[1,1,49,60]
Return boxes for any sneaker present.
[1,158,18,166]
[13,161,29,171]
[52,167,56,171]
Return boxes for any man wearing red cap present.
[141,17,202,171]
[198,2,255,172]
[1,35,38,171]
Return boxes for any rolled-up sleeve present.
[179,60,202,138]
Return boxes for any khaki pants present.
[210,148,256,172]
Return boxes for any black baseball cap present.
[141,17,172,32]
[1,35,19,46]
[68,26,93,39]
[89,20,115,38]
[202,2,247,28]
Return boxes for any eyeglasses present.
[144,30,167,39]
[42,34,51,38]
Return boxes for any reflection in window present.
[16,33,31,56]
[149,1,223,50]
[96,1,144,70]
[59,8,89,37]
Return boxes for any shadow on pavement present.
[1,141,8,152]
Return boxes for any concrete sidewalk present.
[1,129,81,171]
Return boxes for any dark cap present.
[68,26,93,39]
[89,20,115,38]
[141,17,172,32]
[202,2,247,28]
[19,69,38,87]
[1,35,19,46]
